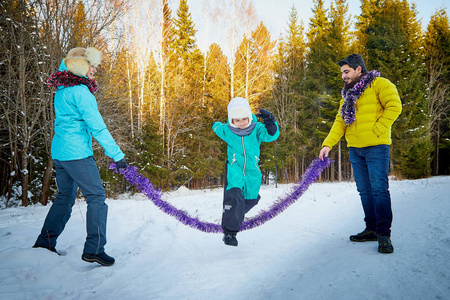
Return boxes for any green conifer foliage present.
[306,0,330,92]
[318,0,352,181]
[172,0,199,62]
[70,1,91,48]
[204,43,230,120]
[267,6,309,182]
[356,0,431,178]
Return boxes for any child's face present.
[232,117,250,129]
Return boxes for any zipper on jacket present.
[242,137,246,176]
[230,153,236,165]
[255,156,260,171]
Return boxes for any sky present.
[1,172,449,299]
[172,0,449,54]
[249,0,448,38]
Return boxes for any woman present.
[33,47,127,266]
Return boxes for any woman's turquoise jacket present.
[51,60,124,162]
[212,115,279,200]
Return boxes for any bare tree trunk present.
[39,159,53,205]
[230,0,236,98]
[18,37,30,207]
[245,40,250,99]
[159,55,165,138]
[427,59,449,175]
[338,140,342,182]
[126,51,135,139]
[20,155,29,207]
[214,0,251,99]
[435,123,439,175]
[138,68,144,133]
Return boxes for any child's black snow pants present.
[221,161,260,234]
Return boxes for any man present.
[319,54,402,254]
[33,47,127,266]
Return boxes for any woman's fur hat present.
[64,47,102,77]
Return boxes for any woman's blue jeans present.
[349,145,392,237]
[34,156,108,254]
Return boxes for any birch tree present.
[156,0,174,136]
[123,0,158,134]
[213,0,253,98]
[234,21,275,108]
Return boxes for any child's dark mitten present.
[256,109,277,136]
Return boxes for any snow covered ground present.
[0,176,449,300]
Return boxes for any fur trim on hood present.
[64,47,101,77]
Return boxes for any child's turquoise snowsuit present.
[212,114,279,233]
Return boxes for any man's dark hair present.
[338,54,368,73]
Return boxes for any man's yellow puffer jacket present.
[322,77,402,149]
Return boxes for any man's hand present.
[115,158,127,170]
[319,147,331,161]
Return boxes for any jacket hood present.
[58,60,68,72]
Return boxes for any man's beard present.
[344,74,364,90]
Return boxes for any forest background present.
[1,0,449,207]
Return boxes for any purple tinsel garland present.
[110,157,332,233]
[340,70,380,126]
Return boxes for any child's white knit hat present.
[228,97,252,127]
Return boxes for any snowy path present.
[0,177,449,300]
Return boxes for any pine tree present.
[304,0,334,180]
[172,0,199,63]
[166,0,205,189]
[158,0,175,135]
[325,0,351,94]
[69,1,91,48]
[268,5,309,182]
[356,0,431,178]
[204,43,230,120]
[318,0,352,181]
[306,0,330,92]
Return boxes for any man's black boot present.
[349,228,377,242]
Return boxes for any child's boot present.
[223,233,238,246]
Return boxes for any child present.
[212,97,280,246]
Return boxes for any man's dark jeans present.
[349,145,392,236]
